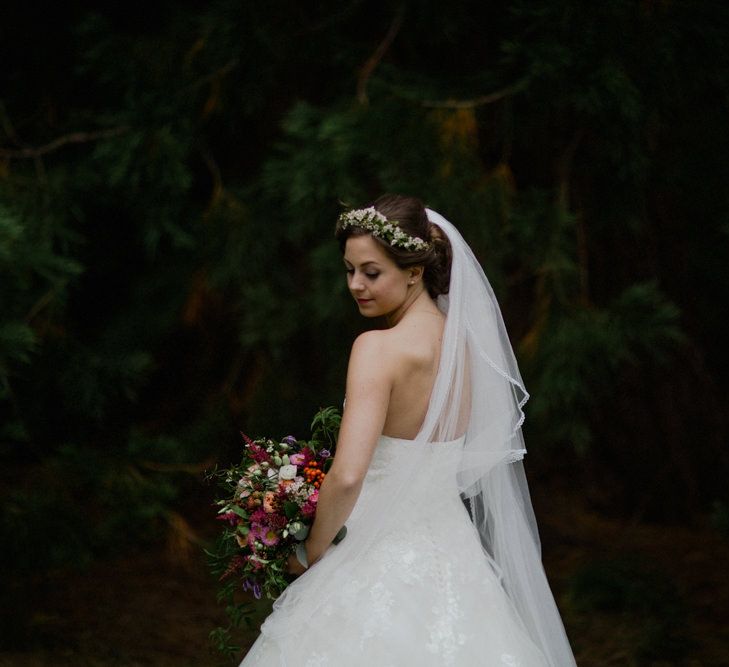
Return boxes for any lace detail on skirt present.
[240,436,550,667]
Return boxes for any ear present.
[408,266,424,283]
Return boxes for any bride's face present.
[343,234,411,318]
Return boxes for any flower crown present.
[337,207,431,252]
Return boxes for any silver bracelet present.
[294,541,309,569]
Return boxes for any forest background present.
[1,1,728,665]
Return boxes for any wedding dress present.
[240,209,576,667]
[242,434,550,666]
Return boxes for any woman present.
[241,195,576,666]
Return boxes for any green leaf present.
[229,505,248,520]
[283,501,299,519]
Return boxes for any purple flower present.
[283,435,297,445]
[319,449,331,459]
[242,579,263,599]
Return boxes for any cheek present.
[378,275,406,300]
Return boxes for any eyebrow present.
[343,259,381,267]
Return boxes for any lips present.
[356,298,373,305]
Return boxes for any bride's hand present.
[286,551,307,576]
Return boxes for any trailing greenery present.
[207,406,342,658]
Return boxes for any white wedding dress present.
[241,434,549,667]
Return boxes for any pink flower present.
[249,443,271,463]
[215,511,239,526]
[308,489,319,504]
[250,508,268,523]
[289,453,305,465]
[251,523,280,547]
[247,554,265,570]
[247,528,258,547]
[260,526,280,546]
[263,491,277,513]
[301,501,316,518]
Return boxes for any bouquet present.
[209,407,344,604]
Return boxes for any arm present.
[303,331,393,566]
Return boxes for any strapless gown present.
[240,434,549,667]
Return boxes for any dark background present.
[1,1,728,665]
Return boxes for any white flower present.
[279,464,297,480]
[338,207,431,252]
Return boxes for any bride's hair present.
[335,194,452,298]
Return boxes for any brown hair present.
[334,194,452,298]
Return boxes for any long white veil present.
[257,208,576,667]
[426,209,576,666]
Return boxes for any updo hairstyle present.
[334,194,452,298]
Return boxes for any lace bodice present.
[364,434,465,482]
[348,434,467,526]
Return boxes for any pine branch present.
[356,7,405,104]
[421,80,528,109]
[0,125,129,159]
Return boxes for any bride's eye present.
[366,273,379,279]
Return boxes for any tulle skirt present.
[240,442,548,667]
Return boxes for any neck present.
[385,286,439,327]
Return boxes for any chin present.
[358,307,382,318]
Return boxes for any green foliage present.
[310,406,342,450]
[0,200,84,402]
[567,557,693,661]
[206,531,259,660]
[525,281,683,453]
[0,429,188,645]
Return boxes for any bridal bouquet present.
[209,407,343,603]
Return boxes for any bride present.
[241,195,577,666]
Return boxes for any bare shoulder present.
[351,328,406,361]
[352,329,400,358]
[348,329,400,376]
[350,329,388,355]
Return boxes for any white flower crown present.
[337,207,431,252]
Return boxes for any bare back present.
[379,311,445,439]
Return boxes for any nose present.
[349,272,365,293]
